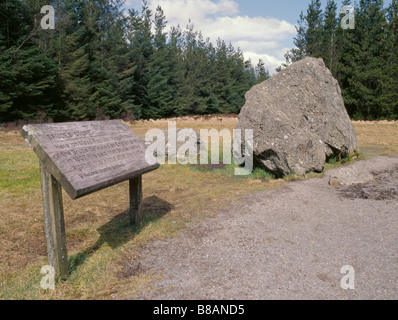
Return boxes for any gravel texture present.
[133,156,398,300]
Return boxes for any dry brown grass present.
[133,117,398,156]
[0,117,273,299]
[130,115,238,136]
[0,117,397,299]
[352,121,398,156]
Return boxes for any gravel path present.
[134,156,398,300]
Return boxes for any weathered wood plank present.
[129,176,143,225]
[40,161,69,279]
[21,120,159,279]
[21,120,159,200]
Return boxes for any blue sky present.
[226,0,326,23]
[123,0,393,72]
[124,0,330,25]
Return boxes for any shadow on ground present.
[68,196,174,273]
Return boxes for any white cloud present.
[202,16,295,42]
[245,51,282,68]
[151,0,239,22]
[233,40,281,52]
[147,0,296,73]
[123,0,138,7]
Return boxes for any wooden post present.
[40,161,69,280]
[129,175,143,225]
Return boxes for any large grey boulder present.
[236,57,358,177]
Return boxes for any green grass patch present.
[2,120,390,300]
[0,151,40,196]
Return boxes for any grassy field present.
[0,117,397,299]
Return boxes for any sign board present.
[21,120,159,199]
[21,120,159,279]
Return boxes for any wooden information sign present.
[21,120,159,279]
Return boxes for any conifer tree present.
[147,6,175,119]
[128,2,154,119]
[380,0,398,118]
[352,0,387,119]
[0,0,263,122]
[323,0,338,74]
[256,59,271,83]
[0,0,61,122]
[213,39,234,113]
[306,0,324,57]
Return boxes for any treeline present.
[0,0,269,122]
[281,0,398,120]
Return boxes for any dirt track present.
[132,156,398,300]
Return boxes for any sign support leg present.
[40,161,69,279]
[129,175,143,225]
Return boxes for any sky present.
[122,0,392,73]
